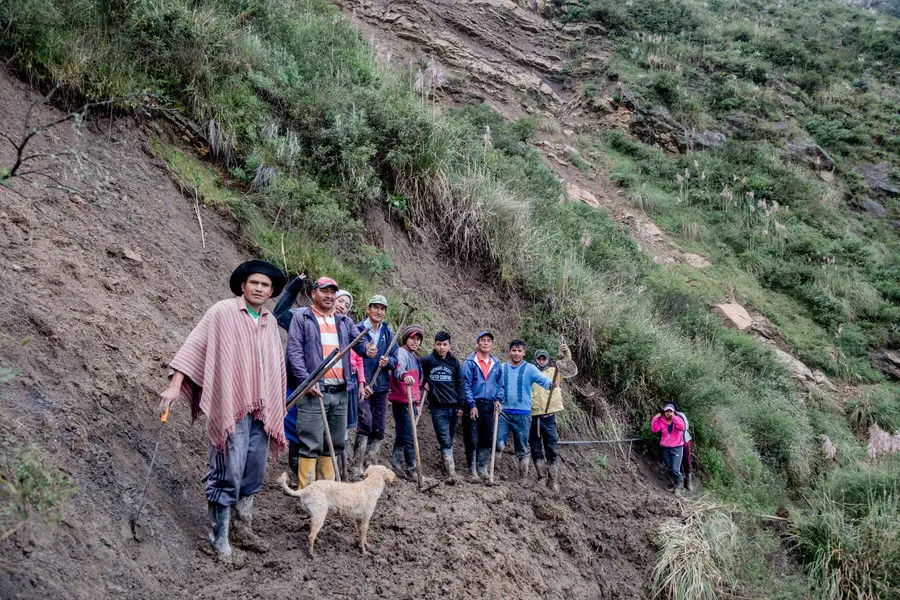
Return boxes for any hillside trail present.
[0,68,674,598]
[335,0,703,268]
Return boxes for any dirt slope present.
[0,69,667,599]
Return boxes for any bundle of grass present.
[651,501,738,600]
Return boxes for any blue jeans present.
[392,402,417,467]
[496,412,531,459]
[206,415,268,506]
[529,414,558,464]
[430,406,458,451]
[662,446,684,488]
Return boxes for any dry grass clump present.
[651,501,738,600]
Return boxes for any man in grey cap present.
[351,294,398,474]
[461,331,504,481]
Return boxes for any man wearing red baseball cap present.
[286,276,367,488]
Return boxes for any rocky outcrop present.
[334,0,604,111]
[565,181,600,207]
[784,140,836,173]
[870,349,900,381]
[711,302,753,331]
[689,129,726,150]
[627,104,687,154]
[854,162,899,197]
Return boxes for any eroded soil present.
[0,68,668,599]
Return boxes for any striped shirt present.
[312,307,344,385]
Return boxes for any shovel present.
[487,404,500,486]
[405,386,425,489]
[130,404,170,539]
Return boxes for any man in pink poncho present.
[158,260,287,561]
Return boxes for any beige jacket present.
[531,366,563,415]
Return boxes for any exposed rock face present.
[628,105,687,154]
[333,0,604,111]
[784,140,836,173]
[854,162,900,197]
[711,302,754,331]
[870,349,900,380]
[863,199,887,218]
[565,181,600,207]
[690,129,726,150]
[681,252,711,268]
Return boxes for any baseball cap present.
[475,330,494,343]
[534,350,550,360]
[663,404,676,412]
[367,294,388,308]
[313,276,338,290]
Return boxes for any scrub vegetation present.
[1,0,897,596]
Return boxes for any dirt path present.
[0,68,669,599]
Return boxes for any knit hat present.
[312,276,338,290]
[401,324,425,344]
[229,260,286,297]
[534,349,550,361]
[475,330,494,343]
[335,289,354,312]
[367,294,388,308]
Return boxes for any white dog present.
[277,464,397,556]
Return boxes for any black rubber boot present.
[231,496,270,554]
[467,451,479,482]
[208,502,234,561]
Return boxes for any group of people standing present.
[273,273,575,490]
[159,260,576,561]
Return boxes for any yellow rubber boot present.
[297,458,317,489]
[316,456,336,481]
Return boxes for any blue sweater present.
[462,352,504,409]
[499,362,552,414]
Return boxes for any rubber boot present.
[230,496,270,553]
[533,458,547,480]
[391,446,407,479]
[297,457,317,489]
[547,461,560,492]
[467,451,479,482]
[350,435,368,479]
[442,449,456,479]
[406,464,418,483]
[316,456,336,481]
[208,502,233,561]
[673,477,683,497]
[685,472,694,491]
[476,448,489,480]
[339,449,349,482]
[518,456,530,479]
[364,438,383,467]
[287,444,300,488]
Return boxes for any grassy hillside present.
[1,0,898,596]
[566,0,899,382]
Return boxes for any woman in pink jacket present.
[651,403,686,494]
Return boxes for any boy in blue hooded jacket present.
[497,340,553,479]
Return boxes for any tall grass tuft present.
[793,485,900,600]
[651,501,739,600]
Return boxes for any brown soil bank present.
[0,70,666,599]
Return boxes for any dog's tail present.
[276,471,308,498]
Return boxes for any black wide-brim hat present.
[229,260,287,297]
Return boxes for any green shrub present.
[846,385,900,433]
